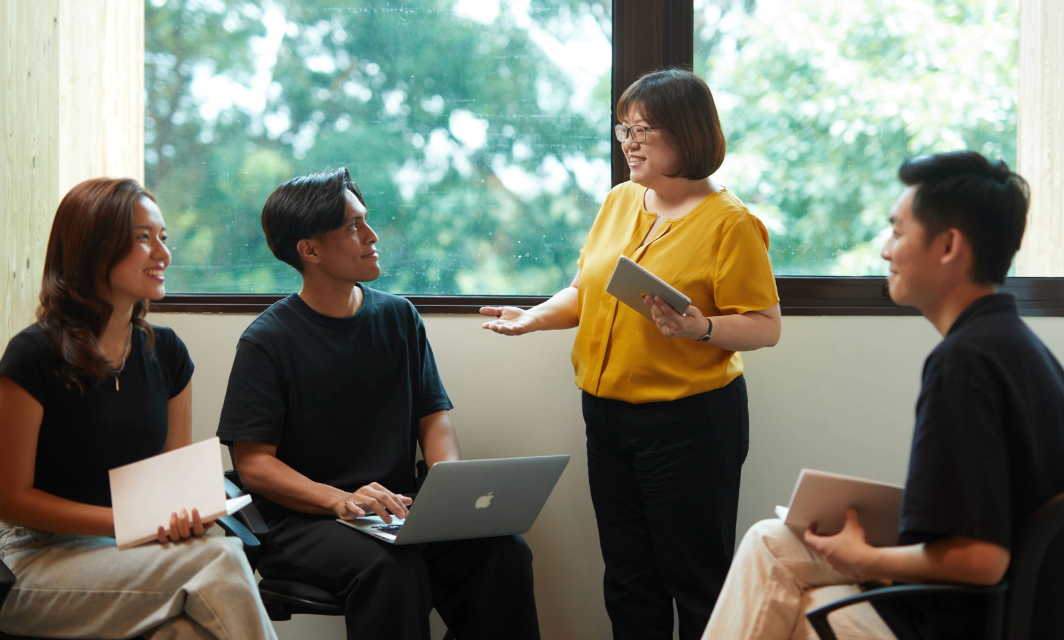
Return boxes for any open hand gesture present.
[479,306,541,336]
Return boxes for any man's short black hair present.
[261,167,366,273]
[898,151,1030,285]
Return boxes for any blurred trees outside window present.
[695,0,1017,275]
[146,0,612,294]
[146,0,1017,293]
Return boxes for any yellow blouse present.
[572,181,779,404]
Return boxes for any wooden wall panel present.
[1016,0,1064,277]
[58,0,144,194]
[1,0,144,348]
[1,0,60,348]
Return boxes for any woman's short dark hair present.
[38,178,157,391]
[261,167,366,273]
[898,151,1029,285]
[616,68,727,180]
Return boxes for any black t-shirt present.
[216,288,453,525]
[0,323,194,508]
[873,294,1064,640]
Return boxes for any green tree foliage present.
[695,0,1017,275]
[146,0,612,294]
[146,0,1016,292]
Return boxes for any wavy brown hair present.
[37,178,158,391]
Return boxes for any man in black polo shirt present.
[216,168,540,640]
[700,151,1064,640]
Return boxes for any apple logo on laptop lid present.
[475,491,494,509]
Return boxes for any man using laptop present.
[216,168,540,640]
[701,151,1064,640]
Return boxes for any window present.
[147,0,1061,315]
[145,0,612,295]
[694,0,1018,276]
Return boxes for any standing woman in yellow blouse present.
[481,68,781,639]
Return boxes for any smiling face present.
[621,105,679,189]
[881,186,944,309]
[305,189,381,283]
[103,196,171,306]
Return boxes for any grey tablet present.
[605,255,691,321]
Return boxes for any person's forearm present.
[862,539,1010,586]
[0,488,114,536]
[419,410,461,468]
[238,455,347,516]
[527,286,580,331]
[702,311,781,352]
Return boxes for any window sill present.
[148,277,1064,317]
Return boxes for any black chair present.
[807,491,1064,640]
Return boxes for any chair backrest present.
[1004,491,1064,640]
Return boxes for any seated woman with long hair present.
[0,178,276,639]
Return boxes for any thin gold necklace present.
[111,323,133,391]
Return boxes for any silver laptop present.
[336,455,570,545]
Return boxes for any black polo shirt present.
[216,288,453,525]
[874,294,1064,640]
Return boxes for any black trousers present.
[583,375,749,640]
[258,512,540,640]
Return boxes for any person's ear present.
[937,228,966,268]
[296,238,321,266]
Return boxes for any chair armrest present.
[223,477,269,537]
[216,514,263,571]
[806,583,1007,640]
[0,556,16,609]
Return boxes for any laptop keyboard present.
[372,524,403,535]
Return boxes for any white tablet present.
[774,469,904,548]
[605,255,691,321]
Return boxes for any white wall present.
[149,311,1064,640]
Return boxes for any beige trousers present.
[701,519,899,640]
[0,526,277,640]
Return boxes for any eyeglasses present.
[614,124,663,143]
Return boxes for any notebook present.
[775,468,904,547]
[109,437,251,550]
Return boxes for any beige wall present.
[149,310,1064,640]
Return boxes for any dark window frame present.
[151,0,1064,317]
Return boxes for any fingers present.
[804,525,826,549]
[482,321,526,335]
[168,512,180,542]
[357,483,410,524]
[178,509,191,539]
[191,508,205,536]
[479,306,503,318]
[343,500,366,519]
[158,525,168,544]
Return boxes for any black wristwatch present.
[697,317,713,342]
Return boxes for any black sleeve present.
[154,327,194,399]
[217,338,287,446]
[0,328,53,406]
[415,315,453,418]
[898,351,1011,548]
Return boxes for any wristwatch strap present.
[698,317,713,342]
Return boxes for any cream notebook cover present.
[109,437,251,550]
